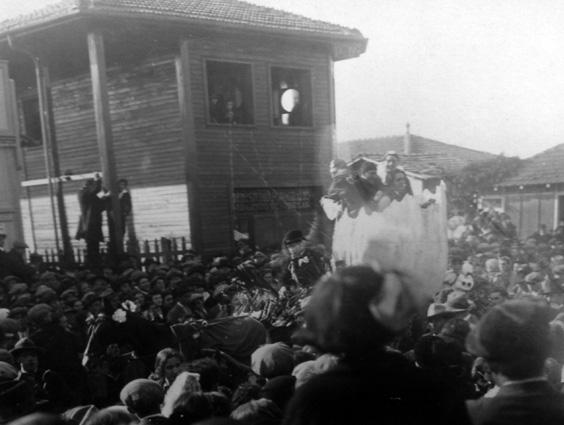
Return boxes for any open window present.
[206,60,254,125]
[271,67,312,127]
[20,96,42,147]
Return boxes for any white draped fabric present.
[325,181,448,301]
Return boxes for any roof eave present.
[0,8,367,60]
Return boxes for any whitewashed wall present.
[20,184,190,252]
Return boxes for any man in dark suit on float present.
[466,300,564,425]
[76,175,108,267]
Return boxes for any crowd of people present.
[1,166,564,424]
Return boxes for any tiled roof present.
[338,135,495,161]
[338,134,496,176]
[497,143,564,187]
[0,0,365,42]
[351,153,460,178]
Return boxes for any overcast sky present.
[3,0,564,158]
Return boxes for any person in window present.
[224,98,248,125]
[209,94,226,123]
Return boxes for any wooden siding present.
[188,36,333,251]
[18,33,334,252]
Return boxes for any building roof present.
[0,0,366,59]
[496,143,564,187]
[338,134,497,176]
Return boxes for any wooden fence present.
[38,237,192,267]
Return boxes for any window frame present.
[268,64,315,129]
[18,92,43,149]
[203,58,256,128]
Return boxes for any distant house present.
[0,0,366,253]
[338,125,496,190]
[485,144,564,238]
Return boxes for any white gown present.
[325,182,448,301]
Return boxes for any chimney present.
[403,122,412,155]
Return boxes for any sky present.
[2,0,564,158]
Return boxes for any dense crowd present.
[1,203,564,425]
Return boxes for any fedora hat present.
[10,337,42,358]
[283,230,306,246]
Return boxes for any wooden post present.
[34,61,61,254]
[42,66,74,265]
[176,39,202,252]
[87,31,123,256]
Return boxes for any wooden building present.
[483,144,564,239]
[0,0,366,254]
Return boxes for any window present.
[271,67,312,127]
[21,96,42,147]
[206,60,254,125]
[480,197,503,212]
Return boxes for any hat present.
[525,272,543,283]
[466,300,551,362]
[8,307,28,319]
[0,318,20,336]
[283,230,306,246]
[0,362,17,382]
[81,292,101,308]
[3,276,18,286]
[12,241,28,250]
[130,271,148,282]
[120,268,134,280]
[10,337,42,358]
[291,353,339,388]
[427,295,471,319]
[35,285,56,301]
[8,283,28,296]
[26,304,52,326]
[211,257,230,269]
[62,405,98,425]
[11,294,33,308]
[251,342,294,379]
[553,264,564,276]
[39,271,57,282]
[384,150,400,159]
[119,378,164,408]
[60,288,78,301]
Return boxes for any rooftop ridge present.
[341,134,497,157]
[0,0,365,41]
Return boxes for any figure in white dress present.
[323,163,447,301]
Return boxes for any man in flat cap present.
[466,300,564,425]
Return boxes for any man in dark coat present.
[4,241,34,283]
[283,266,471,425]
[282,230,329,289]
[76,177,107,267]
[27,304,89,406]
[465,300,564,425]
